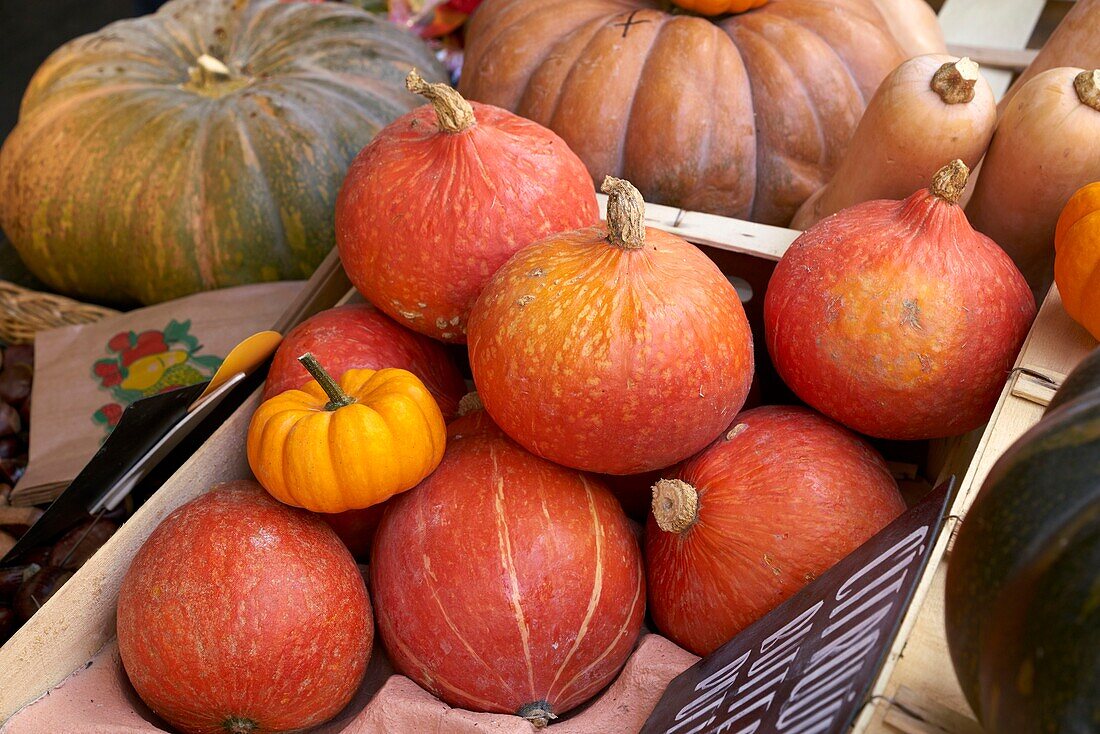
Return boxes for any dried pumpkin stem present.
[186,53,249,97]
[457,392,483,417]
[406,69,476,133]
[651,478,700,534]
[930,160,970,205]
[517,701,557,729]
[931,58,979,105]
[189,54,232,85]
[222,716,258,734]
[298,353,355,411]
[1074,69,1100,111]
[601,176,646,250]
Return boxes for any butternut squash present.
[1001,0,1100,112]
[792,56,995,231]
[967,68,1100,296]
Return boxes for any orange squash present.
[671,0,767,15]
[1055,182,1100,340]
[247,354,445,513]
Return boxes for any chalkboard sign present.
[641,479,954,734]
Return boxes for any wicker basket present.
[0,281,118,345]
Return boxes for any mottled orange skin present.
[645,406,905,656]
[765,187,1036,439]
[262,303,466,419]
[467,225,754,474]
[336,100,598,343]
[371,410,645,720]
[117,481,372,734]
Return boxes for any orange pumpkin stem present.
[652,478,700,534]
[298,353,355,411]
[406,69,476,133]
[1074,70,1100,111]
[930,160,970,205]
[931,58,979,105]
[601,176,646,250]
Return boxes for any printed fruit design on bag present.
[92,320,222,432]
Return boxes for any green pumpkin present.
[0,0,446,305]
[945,345,1100,733]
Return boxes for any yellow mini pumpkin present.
[247,353,446,513]
[1055,182,1100,340]
[669,0,766,16]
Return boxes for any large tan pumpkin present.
[460,0,916,225]
[0,0,445,305]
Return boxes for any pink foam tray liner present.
[3,633,697,733]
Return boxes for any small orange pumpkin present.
[669,0,766,16]
[1054,182,1100,340]
[247,353,446,513]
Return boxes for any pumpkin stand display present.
[0,190,1019,734]
[2,4,1098,734]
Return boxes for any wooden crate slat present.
[596,193,798,261]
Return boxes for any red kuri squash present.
[645,406,905,656]
[468,177,753,474]
[765,161,1036,440]
[370,407,645,727]
[263,303,466,419]
[117,481,372,734]
[336,71,598,343]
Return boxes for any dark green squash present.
[0,0,446,305]
[945,345,1100,732]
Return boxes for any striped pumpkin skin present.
[370,409,646,724]
[0,0,446,305]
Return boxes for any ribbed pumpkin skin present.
[459,0,906,225]
[1055,181,1100,340]
[247,367,446,513]
[765,185,1036,439]
[945,357,1100,732]
[262,303,467,419]
[467,224,753,475]
[370,410,645,721]
[645,406,904,656]
[117,481,373,734]
[0,0,445,305]
[336,100,598,343]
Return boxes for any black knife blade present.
[0,381,209,565]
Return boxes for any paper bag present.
[13,281,303,506]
